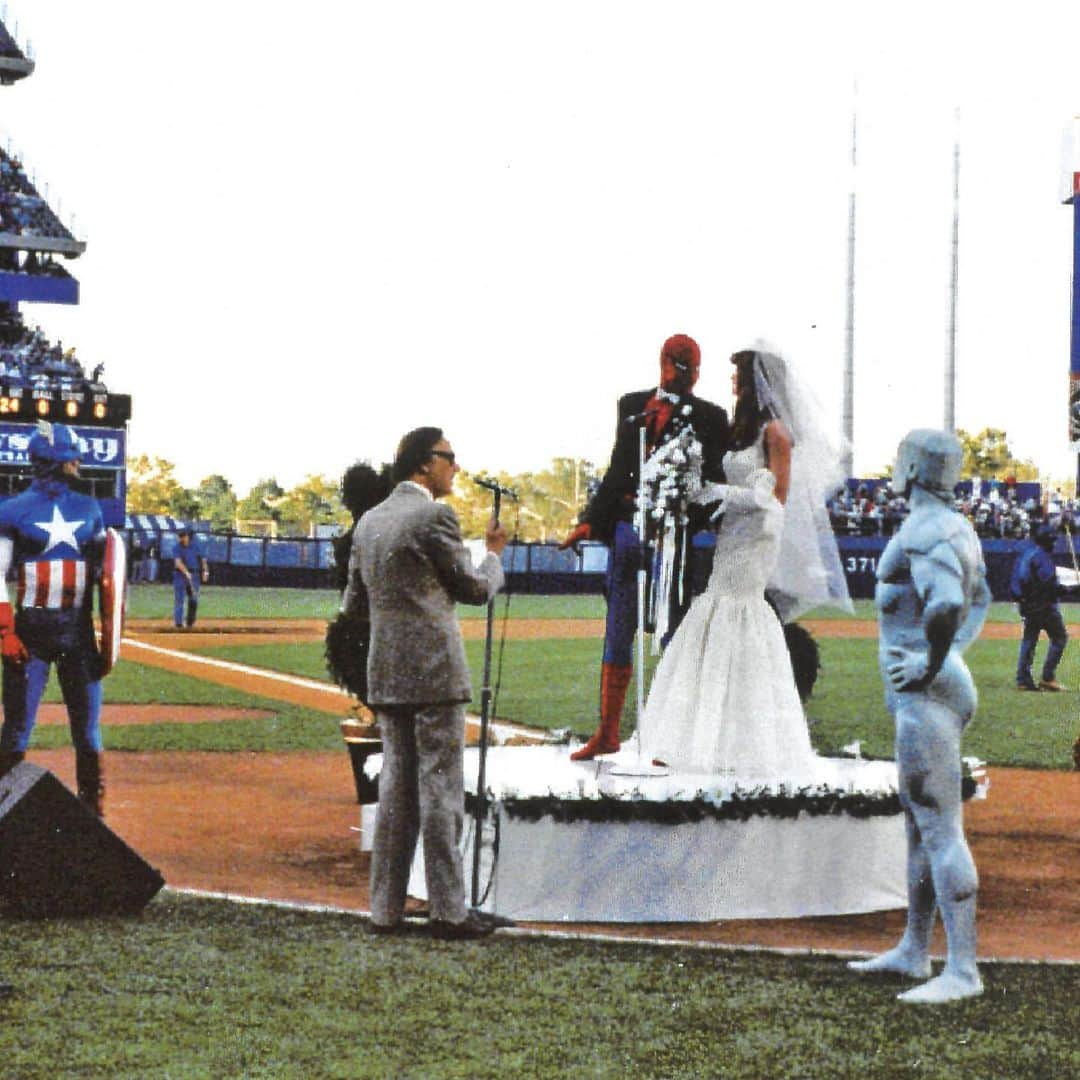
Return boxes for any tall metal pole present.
[841,92,857,477]
[945,109,961,433]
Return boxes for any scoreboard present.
[0,394,131,527]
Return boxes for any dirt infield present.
[35,616,1076,962]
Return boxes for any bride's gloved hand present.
[691,482,731,523]
[692,471,777,523]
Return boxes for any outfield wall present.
[128,530,1074,602]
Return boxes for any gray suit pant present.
[371,704,467,926]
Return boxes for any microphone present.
[625,407,660,425]
[474,476,519,501]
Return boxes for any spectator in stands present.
[172,528,209,629]
[1010,520,1069,692]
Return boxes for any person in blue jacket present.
[1010,520,1068,691]
[173,527,209,628]
[0,421,108,815]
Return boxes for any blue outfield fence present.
[125,529,1079,603]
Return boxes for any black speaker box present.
[0,762,165,917]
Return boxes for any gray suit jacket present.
[346,482,505,706]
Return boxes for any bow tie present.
[656,388,681,404]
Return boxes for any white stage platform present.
[365,744,914,923]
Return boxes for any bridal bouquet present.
[637,423,703,650]
[637,424,703,525]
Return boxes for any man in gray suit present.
[345,426,507,939]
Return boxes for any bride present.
[636,344,851,777]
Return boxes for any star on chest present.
[30,505,90,557]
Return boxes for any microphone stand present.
[609,423,669,777]
[470,485,501,909]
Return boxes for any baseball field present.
[2,586,1077,1078]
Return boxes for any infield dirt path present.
[35,616,1077,963]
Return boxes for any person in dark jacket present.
[559,334,729,760]
[1010,521,1068,691]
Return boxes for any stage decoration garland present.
[636,420,703,648]
[365,753,986,826]
[365,751,989,825]
[468,786,903,824]
[471,769,981,826]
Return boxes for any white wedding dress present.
[636,430,819,777]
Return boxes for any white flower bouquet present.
[636,424,704,525]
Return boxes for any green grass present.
[27,660,341,753]
[124,583,342,621]
[123,586,1062,625]
[125,585,611,622]
[808,637,1079,770]
[192,632,1077,769]
[0,892,1075,1079]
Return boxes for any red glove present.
[559,523,592,552]
[0,602,28,663]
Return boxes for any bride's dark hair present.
[729,350,773,450]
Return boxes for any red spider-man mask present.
[659,334,701,394]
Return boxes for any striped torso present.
[18,559,89,610]
[0,479,105,613]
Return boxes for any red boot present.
[571,663,633,761]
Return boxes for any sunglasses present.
[430,450,456,465]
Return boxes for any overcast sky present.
[3,1,1080,492]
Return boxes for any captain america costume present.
[0,477,106,756]
[0,421,110,816]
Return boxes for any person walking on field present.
[345,426,508,939]
[173,527,209,629]
[1010,520,1069,691]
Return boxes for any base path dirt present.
[46,615,1075,963]
[29,748,1079,963]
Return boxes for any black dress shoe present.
[366,919,404,936]
[430,910,497,940]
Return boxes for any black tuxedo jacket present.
[583,388,730,545]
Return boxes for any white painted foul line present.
[121,636,350,695]
[120,635,552,743]
[165,887,1078,965]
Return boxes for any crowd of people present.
[0,306,106,394]
[827,480,1077,542]
[0,146,77,243]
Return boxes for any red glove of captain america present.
[0,602,28,663]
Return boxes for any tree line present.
[125,429,1054,541]
[125,454,602,542]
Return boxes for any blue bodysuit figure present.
[0,422,108,816]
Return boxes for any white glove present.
[693,471,776,522]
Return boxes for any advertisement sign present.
[0,422,126,469]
